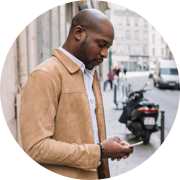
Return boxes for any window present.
[143,31,147,40]
[126,30,131,39]
[152,48,155,55]
[134,31,139,39]
[117,45,124,54]
[116,29,123,39]
[135,18,138,26]
[127,18,130,26]
[144,20,147,27]
[162,48,164,56]
[152,34,155,43]
[143,45,148,55]
[161,36,164,43]
[114,5,122,13]
[117,17,122,25]
[134,45,140,54]
[160,68,178,75]
[126,45,131,53]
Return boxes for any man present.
[107,70,114,89]
[124,67,127,80]
[20,9,133,179]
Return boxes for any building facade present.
[166,43,175,60]
[148,24,166,66]
[109,4,149,71]
[108,3,167,71]
[1,0,108,145]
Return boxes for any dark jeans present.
[108,80,113,89]
[104,80,113,90]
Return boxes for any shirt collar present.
[85,68,95,77]
[59,47,95,76]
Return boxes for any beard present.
[79,35,88,63]
[78,35,100,70]
[76,35,91,69]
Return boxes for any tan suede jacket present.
[20,48,110,179]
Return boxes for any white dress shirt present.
[58,47,100,146]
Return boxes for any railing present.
[114,81,131,109]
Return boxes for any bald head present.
[63,9,114,70]
[69,9,113,34]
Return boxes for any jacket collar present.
[52,48,80,74]
[52,48,96,77]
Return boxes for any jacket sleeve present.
[20,70,100,170]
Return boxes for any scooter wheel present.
[143,130,151,144]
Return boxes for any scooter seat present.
[136,102,157,108]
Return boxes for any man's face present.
[77,24,114,70]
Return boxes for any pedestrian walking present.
[104,79,109,91]
[120,67,124,80]
[124,67,127,80]
[108,70,114,89]
[113,66,120,82]
[113,66,120,77]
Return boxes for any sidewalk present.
[102,75,161,177]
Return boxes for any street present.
[102,71,179,177]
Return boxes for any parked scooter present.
[119,80,159,144]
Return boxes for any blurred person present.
[124,67,127,80]
[120,67,124,80]
[108,70,115,89]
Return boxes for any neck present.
[62,40,74,56]
[62,40,83,64]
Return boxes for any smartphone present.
[128,141,143,147]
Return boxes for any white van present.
[153,59,179,89]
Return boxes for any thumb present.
[121,146,133,153]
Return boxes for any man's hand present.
[101,137,133,161]
[114,137,132,160]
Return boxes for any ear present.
[74,25,85,41]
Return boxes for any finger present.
[130,147,134,153]
[119,142,128,147]
[113,136,121,143]
[124,151,134,159]
[119,140,130,146]
[114,136,120,140]
[119,140,128,146]
[123,155,128,159]
[117,157,122,161]
[123,154,130,159]
[121,146,134,154]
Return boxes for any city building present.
[108,3,167,71]
[108,3,149,71]
[1,0,108,146]
[148,24,166,65]
[166,43,175,60]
